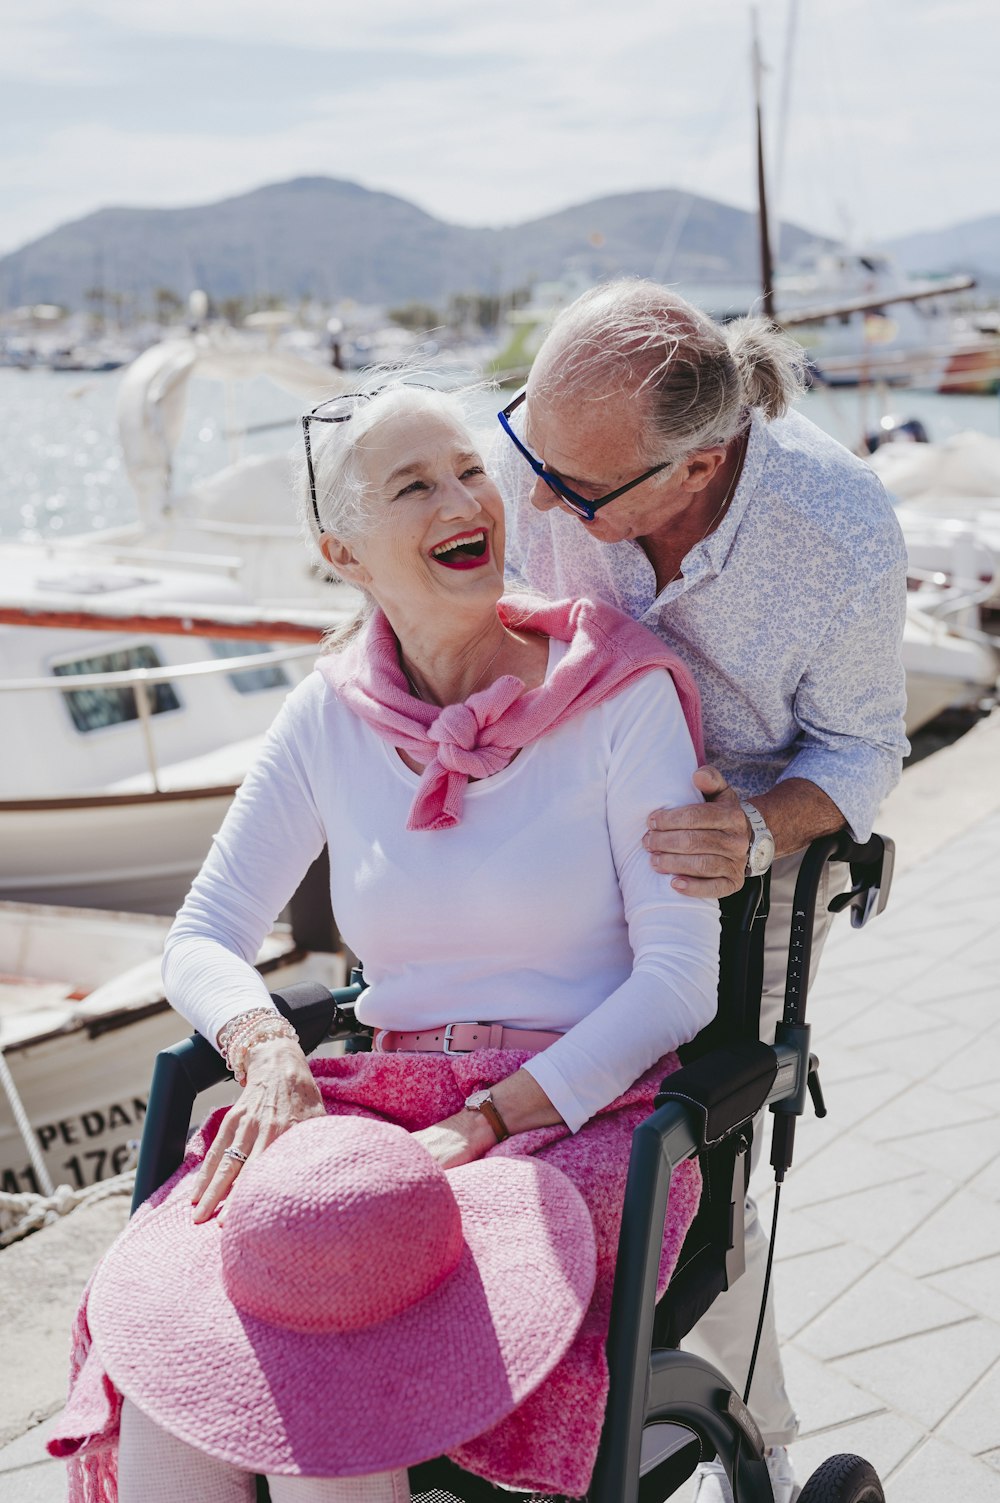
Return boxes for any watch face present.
[465,1089,491,1110]
[750,835,776,874]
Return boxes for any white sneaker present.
[691,1446,800,1503]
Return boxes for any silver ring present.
[223,1146,249,1165]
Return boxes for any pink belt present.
[373,1021,561,1055]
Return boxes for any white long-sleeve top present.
[162,639,720,1132]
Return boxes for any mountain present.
[887,213,1000,285]
[0,176,831,313]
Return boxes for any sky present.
[1,0,997,259]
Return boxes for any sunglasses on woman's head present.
[302,385,437,534]
[496,390,673,523]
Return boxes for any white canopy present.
[116,333,343,523]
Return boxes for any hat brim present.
[89,1152,596,1477]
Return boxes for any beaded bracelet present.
[218,1009,299,1086]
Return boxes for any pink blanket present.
[50,1049,701,1500]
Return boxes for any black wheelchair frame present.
[132,830,894,1503]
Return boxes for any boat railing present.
[0,642,319,795]
[907,564,998,626]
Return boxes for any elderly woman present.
[50,383,720,1503]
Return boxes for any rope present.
[0,1167,136,1248]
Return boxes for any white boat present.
[776,251,1000,393]
[902,598,999,734]
[0,900,346,1201]
[871,430,1000,610]
[59,331,353,608]
[0,546,350,913]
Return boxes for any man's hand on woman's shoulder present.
[644,765,750,900]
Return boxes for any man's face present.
[521,380,693,546]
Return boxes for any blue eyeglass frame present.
[496,390,673,522]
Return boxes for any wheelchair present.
[132,829,894,1503]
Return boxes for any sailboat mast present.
[752,9,776,321]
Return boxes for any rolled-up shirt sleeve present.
[777,551,910,841]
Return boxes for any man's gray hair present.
[535,280,809,466]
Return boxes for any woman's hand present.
[190,1037,326,1223]
[412,1071,565,1169]
[411,1109,497,1170]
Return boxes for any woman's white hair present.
[534,279,809,467]
[293,371,487,647]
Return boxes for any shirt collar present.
[650,409,768,598]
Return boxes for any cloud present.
[0,0,998,254]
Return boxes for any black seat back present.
[654,873,771,1347]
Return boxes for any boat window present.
[208,640,291,695]
[52,646,181,733]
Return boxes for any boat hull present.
[0,786,238,915]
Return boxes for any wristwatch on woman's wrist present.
[739,800,776,877]
[464,1089,511,1143]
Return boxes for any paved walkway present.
[774,807,1000,1501]
[3,777,999,1500]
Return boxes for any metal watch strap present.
[740,799,774,877]
[472,1095,510,1143]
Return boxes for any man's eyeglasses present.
[496,390,673,522]
[302,385,435,534]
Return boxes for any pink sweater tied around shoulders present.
[318,594,704,831]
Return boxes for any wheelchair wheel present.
[797,1453,884,1503]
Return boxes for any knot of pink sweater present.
[318,596,703,832]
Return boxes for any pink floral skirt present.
[50,1048,701,1500]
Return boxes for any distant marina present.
[1,360,998,545]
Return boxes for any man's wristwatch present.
[740,800,776,877]
[464,1089,511,1143]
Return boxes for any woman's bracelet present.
[217,1009,300,1086]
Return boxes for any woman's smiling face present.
[327,408,506,622]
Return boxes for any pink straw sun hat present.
[88,1115,597,1477]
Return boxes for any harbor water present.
[1,364,999,543]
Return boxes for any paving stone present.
[787,1410,924,1492]
[0,1461,67,1502]
[783,1137,920,1209]
[795,1263,971,1360]
[818,1070,913,1133]
[849,1023,966,1083]
[890,1188,1000,1276]
[967,1078,1000,1116]
[0,1418,55,1474]
[971,1153,1000,1203]
[0,1194,130,1445]
[802,1165,959,1259]
[824,998,947,1049]
[782,1344,885,1435]
[926,1252,1000,1321]
[831,1316,1000,1428]
[985,1448,1000,1474]
[885,1436,1000,1503]
[775,1243,876,1340]
[926,1035,1000,1092]
[959,927,1000,973]
[853,1079,993,1144]
[889,1113,1000,1182]
[937,1358,1000,1454]
[772,1205,849,1261]
[900,968,1000,1014]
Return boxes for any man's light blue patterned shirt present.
[495,406,909,841]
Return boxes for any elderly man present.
[493,280,908,1503]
